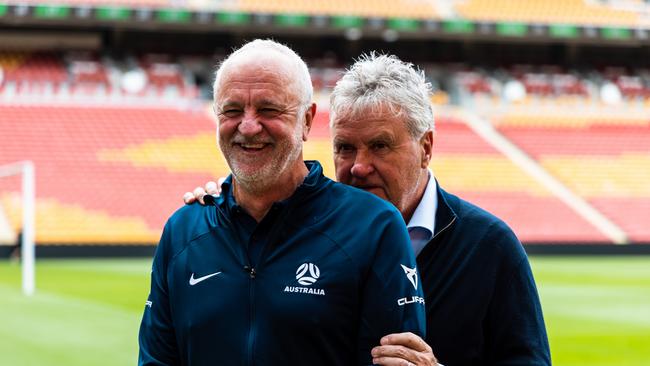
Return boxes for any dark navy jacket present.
[418,185,551,365]
[139,161,426,366]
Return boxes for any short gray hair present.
[329,53,434,138]
[213,39,313,104]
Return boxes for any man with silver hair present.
[186,51,550,365]
[139,40,426,366]
[330,54,550,366]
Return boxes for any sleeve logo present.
[400,264,418,290]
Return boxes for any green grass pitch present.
[1,256,649,365]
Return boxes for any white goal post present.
[0,161,35,296]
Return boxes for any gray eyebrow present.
[216,100,242,109]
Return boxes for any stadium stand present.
[136,54,196,97]
[454,64,650,107]
[3,51,648,107]
[2,0,169,7]
[430,117,609,243]
[455,0,648,27]
[0,52,68,95]
[0,105,217,243]
[496,113,650,242]
[0,51,200,100]
[6,0,649,26]
[0,0,442,17]
[233,0,440,18]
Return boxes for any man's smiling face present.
[215,54,308,189]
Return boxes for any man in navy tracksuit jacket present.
[139,40,425,366]
[139,161,425,365]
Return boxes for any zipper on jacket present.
[244,265,256,279]
[244,265,256,366]
[241,204,290,365]
[432,216,456,240]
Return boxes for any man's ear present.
[420,130,434,169]
[302,102,317,141]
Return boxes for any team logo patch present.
[284,262,326,296]
[401,264,418,290]
[296,263,320,285]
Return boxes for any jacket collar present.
[433,181,458,239]
[406,170,437,240]
[215,160,326,212]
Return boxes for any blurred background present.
[0,0,649,365]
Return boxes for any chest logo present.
[284,263,326,296]
[296,263,320,286]
[400,264,418,290]
[189,271,222,286]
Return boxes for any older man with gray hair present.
[330,53,550,366]
[139,40,426,366]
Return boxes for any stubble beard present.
[220,129,304,195]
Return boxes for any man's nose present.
[350,151,374,178]
[238,111,263,136]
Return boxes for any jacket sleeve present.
[485,226,551,366]
[138,222,180,366]
[356,210,427,365]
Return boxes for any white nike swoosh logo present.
[189,271,222,286]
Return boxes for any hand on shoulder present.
[183,179,224,205]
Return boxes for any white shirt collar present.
[406,169,437,241]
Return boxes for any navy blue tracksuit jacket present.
[138,161,426,366]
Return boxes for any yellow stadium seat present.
[456,0,641,27]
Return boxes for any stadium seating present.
[0,51,199,100]
[7,0,649,27]
[68,52,112,95]
[3,0,169,7]
[429,118,608,243]
[0,105,217,243]
[136,54,196,97]
[456,71,495,95]
[1,0,441,17]
[233,0,440,19]
[454,64,650,107]
[497,113,650,242]
[0,52,68,95]
[4,51,648,107]
[455,0,645,27]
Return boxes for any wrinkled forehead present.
[331,101,404,128]
[330,103,418,145]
